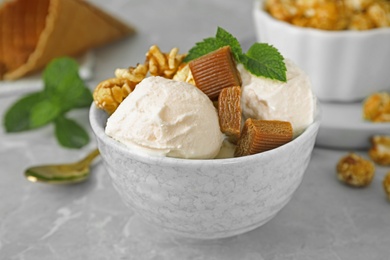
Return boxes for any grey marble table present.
[1,0,390,259]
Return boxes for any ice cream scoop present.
[239,59,315,137]
[105,76,224,159]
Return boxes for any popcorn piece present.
[189,46,242,100]
[383,172,390,200]
[265,0,299,22]
[363,92,390,122]
[264,0,390,30]
[305,1,348,30]
[336,153,375,187]
[367,1,390,27]
[235,119,293,157]
[146,45,186,79]
[368,135,390,165]
[93,63,148,114]
[266,0,348,30]
[218,86,242,144]
[345,0,375,11]
[349,13,376,30]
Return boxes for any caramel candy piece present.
[235,119,293,157]
[218,86,242,144]
[189,46,242,100]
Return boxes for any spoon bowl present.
[25,149,100,184]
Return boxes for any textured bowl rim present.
[254,0,390,37]
[89,100,321,167]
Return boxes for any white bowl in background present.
[253,0,390,102]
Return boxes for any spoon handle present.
[24,148,101,184]
[80,148,100,165]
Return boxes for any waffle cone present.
[0,0,135,80]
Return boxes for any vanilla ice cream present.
[238,59,315,137]
[105,76,224,159]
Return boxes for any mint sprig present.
[243,43,287,82]
[3,57,92,149]
[184,27,287,82]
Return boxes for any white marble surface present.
[0,0,390,259]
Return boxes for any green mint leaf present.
[73,86,93,108]
[30,99,61,128]
[43,57,90,112]
[3,92,46,132]
[44,57,79,92]
[3,56,91,149]
[215,27,242,62]
[243,43,287,82]
[54,115,89,149]
[183,37,220,62]
[183,27,287,82]
[184,27,243,63]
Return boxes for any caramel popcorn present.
[367,1,390,27]
[265,0,390,30]
[383,172,390,200]
[368,135,390,165]
[336,153,375,187]
[362,92,390,122]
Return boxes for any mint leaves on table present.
[3,57,93,149]
[183,27,287,82]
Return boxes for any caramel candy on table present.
[189,46,241,100]
[218,86,242,144]
[235,119,293,157]
[336,153,375,187]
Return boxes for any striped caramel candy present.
[189,46,241,100]
[218,86,242,144]
[234,119,293,157]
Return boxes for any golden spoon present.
[24,149,100,184]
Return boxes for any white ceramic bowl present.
[253,0,390,102]
[89,103,321,239]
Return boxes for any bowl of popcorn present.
[90,28,321,239]
[253,0,390,102]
